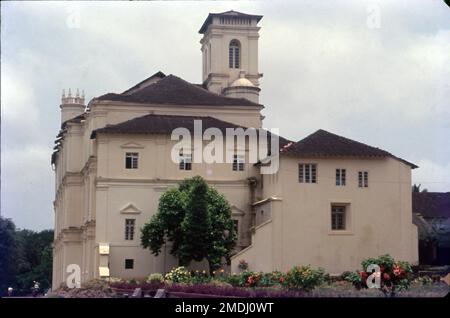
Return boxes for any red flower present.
[360,271,368,281]
[383,273,391,281]
[279,276,285,284]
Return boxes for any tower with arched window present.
[199,10,262,102]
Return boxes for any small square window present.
[125,259,134,269]
[125,153,138,169]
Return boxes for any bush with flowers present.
[189,270,212,284]
[164,266,191,283]
[344,254,413,297]
[283,265,326,291]
[238,259,249,271]
[146,273,164,284]
[258,271,285,287]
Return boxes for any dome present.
[230,77,255,88]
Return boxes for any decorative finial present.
[68,88,72,97]
[62,89,66,98]
[76,88,80,98]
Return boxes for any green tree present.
[0,217,17,296]
[0,218,53,296]
[141,176,236,273]
[14,229,54,293]
[180,177,211,264]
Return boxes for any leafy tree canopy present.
[0,217,53,296]
[141,176,236,273]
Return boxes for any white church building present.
[51,11,418,289]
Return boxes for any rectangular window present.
[179,152,192,170]
[229,47,234,68]
[234,47,240,68]
[331,206,346,230]
[125,259,134,269]
[299,164,317,183]
[336,169,346,186]
[125,219,135,240]
[358,171,369,188]
[125,152,139,169]
[232,154,245,171]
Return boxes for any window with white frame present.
[331,206,346,230]
[299,164,317,183]
[229,40,240,69]
[179,151,192,170]
[336,169,346,186]
[232,154,245,171]
[125,219,135,240]
[358,171,369,188]
[125,152,139,169]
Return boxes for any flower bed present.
[47,256,449,298]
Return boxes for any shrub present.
[146,273,164,284]
[283,265,326,291]
[224,273,246,287]
[342,271,364,288]
[414,275,433,285]
[238,259,248,271]
[258,271,284,287]
[353,254,414,297]
[243,271,262,287]
[165,266,191,283]
[189,270,212,284]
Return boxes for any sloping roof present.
[95,74,261,107]
[280,129,418,168]
[413,192,450,218]
[199,10,263,34]
[121,71,166,95]
[90,113,291,148]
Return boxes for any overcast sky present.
[1,1,449,231]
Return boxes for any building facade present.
[51,11,418,289]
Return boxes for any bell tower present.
[60,88,85,123]
[199,10,263,99]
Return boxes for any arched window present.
[229,40,240,69]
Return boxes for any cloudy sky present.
[1,1,449,230]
